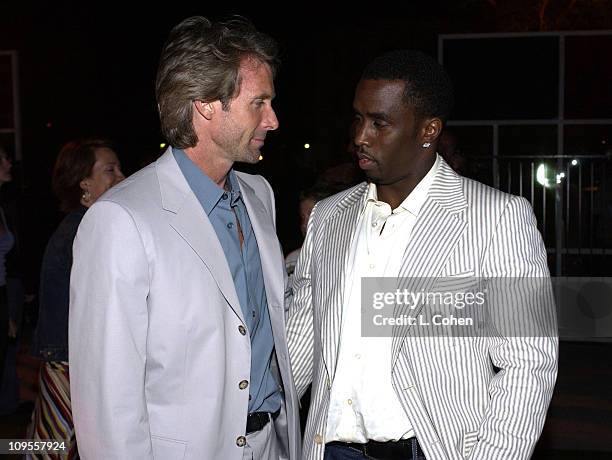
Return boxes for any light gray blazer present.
[288,158,558,460]
[69,149,300,460]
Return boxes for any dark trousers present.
[324,438,426,460]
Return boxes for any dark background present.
[2,2,612,457]
[2,0,612,286]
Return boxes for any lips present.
[356,151,377,170]
[251,137,266,147]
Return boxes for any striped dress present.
[27,362,78,459]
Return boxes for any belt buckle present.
[364,439,416,460]
[246,411,272,435]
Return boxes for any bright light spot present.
[536,164,550,188]
[258,155,264,161]
[555,172,567,184]
[160,143,166,149]
[571,159,578,166]
[304,143,310,149]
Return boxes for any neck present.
[184,145,233,189]
[376,154,435,210]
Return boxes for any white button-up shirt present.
[325,155,440,443]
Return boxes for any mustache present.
[354,148,376,162]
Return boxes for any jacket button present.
[314,434,323,444]
[238,325,247,335]
[239,380,249,390]
[236,436,246,447]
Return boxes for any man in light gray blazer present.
[288,50,558,460]
[69,17,300,460]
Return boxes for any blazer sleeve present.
[69,200,152,459]
[286,203,317,399]
[469,196,558,460]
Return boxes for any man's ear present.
[421,117,443,145]
[194,100,214,120]
[79,178,89,193]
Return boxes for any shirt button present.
[238,325,247,336]
[372,222,378,227]
[239,380,249,390]
[222,193,228,200]
[227,222,234,229]
[355,353,361,359]
[347,399,352,405]
[314,434,323,444]
[369,264,375,269]
[236,436,246,447]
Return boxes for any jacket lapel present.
[391,160,468,365]
[236,176,284,320]
[156,149,245,324]
[320,183,367,382]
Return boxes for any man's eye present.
[373,121,386,129]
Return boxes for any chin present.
[240,150,261,164]
[364,171,381,183]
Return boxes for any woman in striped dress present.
[28,139,124,459]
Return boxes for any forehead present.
[353,79,412,114]
[236,57,275,96]
[94,147,118,162]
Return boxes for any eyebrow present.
[252,92,275,101]
[354,108,392,123]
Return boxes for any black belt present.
[245,409,280,435]
[326,438,424,460]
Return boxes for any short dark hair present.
[52,138,114,212]
[155,16,279,149]
[362,49,454,122]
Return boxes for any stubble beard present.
[232,144,260,164]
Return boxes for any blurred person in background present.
[28,138,124,459]
[0,144,14,389]
[285,185,335,282]
[0,142,28,417]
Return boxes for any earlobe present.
[79,179,92,206]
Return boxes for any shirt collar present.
[173,147,241,214]
[225,169,243,207]
[364,153,441,217]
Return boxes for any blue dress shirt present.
[173,148,281,414]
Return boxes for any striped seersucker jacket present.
[287,157,558,460]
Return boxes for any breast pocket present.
[427,271,484,343]
[461,430,479,458]
[152,435,187,460]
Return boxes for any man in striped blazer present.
[287,50,558,460]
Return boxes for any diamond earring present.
[422,142,431,148]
